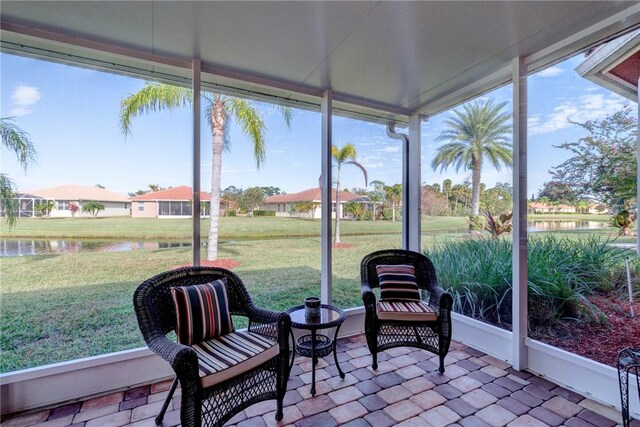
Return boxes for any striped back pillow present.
[376,264,421,301]
[171,278,234,345]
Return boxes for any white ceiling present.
[1,1,639,122]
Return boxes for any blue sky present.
[1,51,635,197]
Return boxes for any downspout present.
[386,123,410,250]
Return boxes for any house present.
[130,185,211,218]
[18,184,130,217]
[262,187,365,219]
[528,202,577,214]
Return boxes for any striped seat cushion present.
[193,330,279,388]
[377,300,438,321]
[376,264,421,301]
[171,279,234,345]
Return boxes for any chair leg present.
[155,377,178,425]
[372,350,378,370]
[276,398,284,421]
[439,354,445,373]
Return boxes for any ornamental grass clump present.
[425,235,627,330]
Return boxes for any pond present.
[1,239,192,257]
[1,219,610,257]
[527,220,609,232]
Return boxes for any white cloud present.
[10,85,41,116]
[375,145,400,153]
[528,93,628,136]
[536,66,563,78]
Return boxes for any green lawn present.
[1,214,634,373]
[1,215,467,240]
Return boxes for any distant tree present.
[82,201,105,217]
[69,202,80,217]
[293,201,317,218]
[610,210,637,236]
[128,189,149,197]
[369,180,386,221]
[344,201,365,220]
[260,186,283,197]
[35,200,55,217]
[481,182,512,214]
[421,185,450,216]
[551,107,637,208]
[242,187,265,214]
[537,180,578,204]
[332,144,367,243]
[148,184,164,193]
[384,183,402,222]
[431,183,441,193]
[0,118,37,227]
[432,99,512,216]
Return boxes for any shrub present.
[252,210,275,217]
[424,235,626,329]
[226,210,236,217]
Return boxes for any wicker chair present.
[360,249,453,373]
[133,266,291,427]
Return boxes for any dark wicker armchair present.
[361,249,453,373]
[133,266,291,427]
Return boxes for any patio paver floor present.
[2,335,637,427]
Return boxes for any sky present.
[0,50,636,198]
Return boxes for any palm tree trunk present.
[392,201,396,222]
[334,171,341,244]
[208,98,225,261]
[471,163,482,216]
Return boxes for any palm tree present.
[431,99,511,216]
[384,183,402,222]
[0,118,37,227]
[332,144,367,243]
[120,83,290,261]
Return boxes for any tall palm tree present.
[332,143,367,243]
[431,99,511,216]
[1,118,37,227]
[120,83,291,261]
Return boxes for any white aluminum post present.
[321,90,333,304]
[192,58,202,266]
[408,114,423,252]
[512,57,528,370]
[637,76,639,258]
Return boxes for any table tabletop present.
[287,303,345,330]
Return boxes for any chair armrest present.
[429,286,453,313]
[247,306,291,346]
[361,281,377,308]
[147,335,199,380]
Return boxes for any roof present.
[576,29,640,101]
[265,187,360,204]
[2,2,637,122]
[129,185,211,201]
[24,184,129,202]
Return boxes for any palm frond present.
[0,117,37,170]
[0,173,17,228]
[230,98,267,168]
[119,82,192,136]
[344,160,368,186]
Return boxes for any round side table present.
[287,304,346,396]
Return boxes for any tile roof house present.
[18,184,130,217]
[129,185,212,218]
[263,187,365,219]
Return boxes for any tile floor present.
[2,335,637,427]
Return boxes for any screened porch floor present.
[2,334,634,427]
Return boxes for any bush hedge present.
[252,210,276,217]
[424,235,635,330]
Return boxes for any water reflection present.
[1,239,192,257]
[528,220,608,232]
